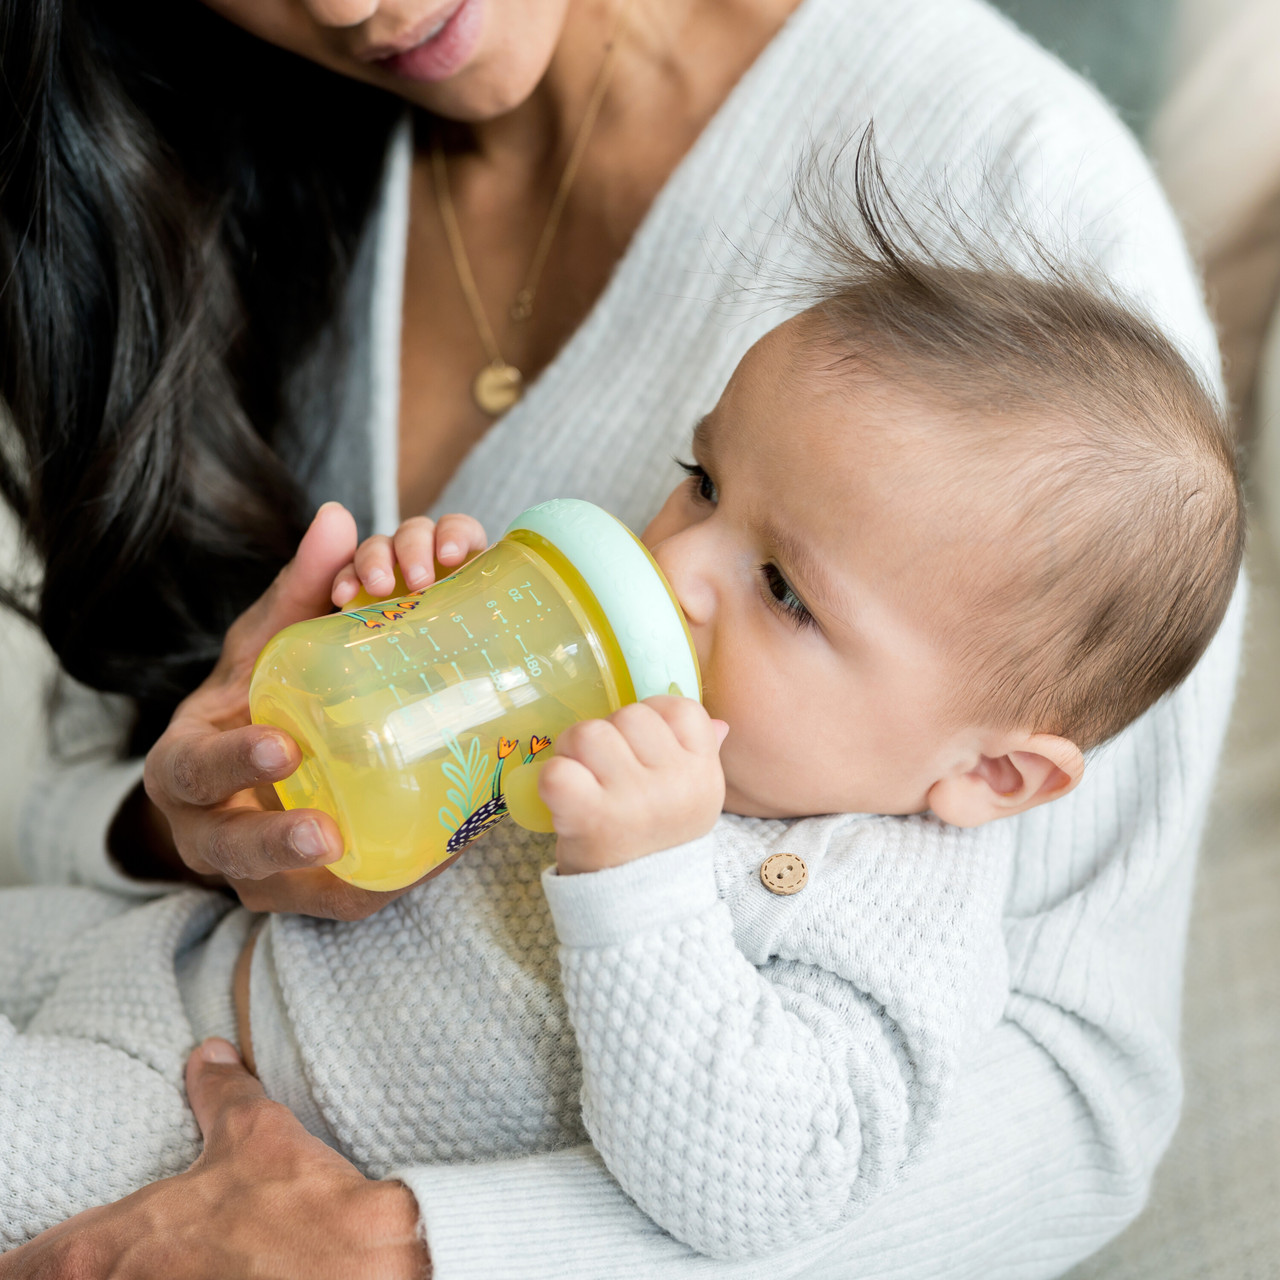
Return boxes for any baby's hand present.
[540,696,729,876]
[330,514,488,607]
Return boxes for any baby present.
[257,225,1237,1253]
[0,201,1242,1259]
[336,251,1240,848]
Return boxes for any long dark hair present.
[0,0,401,750]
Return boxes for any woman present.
[0,0,1243,1276]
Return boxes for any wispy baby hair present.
[795,126,1243,750]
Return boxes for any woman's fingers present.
[229,851,461,920]
[2,1045,425,1279]
[185,1040,270,1155]
[144,721,344,880]
[132,501,435,918]
[150,723,297,811]
[200,807,342,881]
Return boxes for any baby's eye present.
[760,563,815,630]
[676,459,718,505]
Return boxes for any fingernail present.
[201,1038,240,1065]
[251,736,290,772]
[292,819,330,860]
[439,542,460,560]
[404,563,427,586]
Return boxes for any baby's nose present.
[652,538,714,632]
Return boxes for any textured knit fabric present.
[8,0,1243,1273]
[0,814,1010,1257]
[0,888,231,1248]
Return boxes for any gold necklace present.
[431,0,633,417]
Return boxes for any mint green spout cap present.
[503,499,702,703]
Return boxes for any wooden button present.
[759,852,808,895]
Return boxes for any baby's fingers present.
[391,515,486,590]
[538,755,606,829]
[331,514,488,606]
[553,718,640,788]
[391,517,440,590]
[640,695,725,755]
[331,563,363,608]
[352,533,401,597]
[432,513,487,568]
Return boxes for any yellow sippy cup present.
[249,499,701,891]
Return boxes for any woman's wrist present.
[367,1180,431,1280]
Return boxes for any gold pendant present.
[472,362,523,416]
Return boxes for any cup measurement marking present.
[352,595,553,704]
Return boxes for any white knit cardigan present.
[17,0,1243,1274]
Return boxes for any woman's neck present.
[461,0,800,174]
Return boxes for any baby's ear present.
[926,734,1084,828]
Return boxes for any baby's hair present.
[792,128,1243,750]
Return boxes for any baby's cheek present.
[713,715,776,817]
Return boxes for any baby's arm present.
[539,708,1013,1259]
[0,886,220,1250]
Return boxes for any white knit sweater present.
[14,0,1243,1274]
[240,814,1012,1260]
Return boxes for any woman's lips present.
[372,0,483,83]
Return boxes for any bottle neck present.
[505,529,639,708]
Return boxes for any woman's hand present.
[0,1041,429,1280]
[136,503,469,919]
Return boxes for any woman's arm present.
[0,1041,427,1280]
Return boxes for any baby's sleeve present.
[540,814,1013,1259]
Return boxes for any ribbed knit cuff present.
[17,756,175,895]
[385,1146,700,1280]
[540,834,718,948]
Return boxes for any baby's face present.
[643,315,1002,819]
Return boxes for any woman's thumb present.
[234,502,359,654]
[185,1039,268,1146]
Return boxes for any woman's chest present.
[396,149,663,518]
